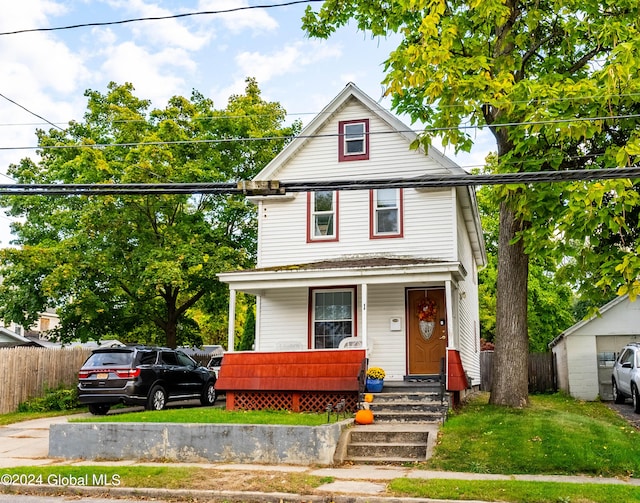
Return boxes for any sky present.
[0,0,494,245]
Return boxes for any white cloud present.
[235,40,342,83]
[99,42,194,105]
[104,0,211,50]
[2,0,68,32]
[197,0,278,34]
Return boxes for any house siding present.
[454,205,481,384]
[262,98,450,183]
[255,97,458,268]
[258,288,310,351]
[365,284,408,381]
[257,188,455,268]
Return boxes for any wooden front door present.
[407,288,447,375]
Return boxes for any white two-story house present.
[218,83,486,391]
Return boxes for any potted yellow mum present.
[366,366,385,392]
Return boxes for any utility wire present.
[0,167,638,196]
[0,93,63,131]
[0,0,324,36]
[4,90,640,128]
[2,112,639,152]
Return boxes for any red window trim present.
[369,188,404,239]
[307,286,358,349]
[338,119,370,162]
[306,191,339,243]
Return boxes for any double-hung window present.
[311,288,355,349]
[308,191,338,241]
[371,188,403,238]
[338,119,369,161]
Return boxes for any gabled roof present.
[253,82,487,267]
[255,82,422,180]
[0,327,44,348]
[548,294,628,348]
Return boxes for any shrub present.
[17,388,80,412]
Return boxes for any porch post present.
[361,283,368,351]
[228,288,236,352]
[445,281,455,347]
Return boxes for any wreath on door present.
[417,298,437,340]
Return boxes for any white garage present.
[549,295,640,401]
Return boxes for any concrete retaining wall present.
[49,420,350,465]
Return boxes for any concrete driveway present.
[0,414,90,467]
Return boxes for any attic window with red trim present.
[338,119,369,161]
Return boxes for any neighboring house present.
[218,83,486,396]
[550,294,640,401]
[0,326,44,348]
[7,308,60,341]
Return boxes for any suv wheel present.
[201,381,217,406]
[633,384,640,414]
[147,385,167,411]
[88,403,111,415]
[613,379,625,404]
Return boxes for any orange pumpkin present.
[355,408,374,425]
[364,393,374,403]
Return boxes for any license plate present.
[96,373,109,379]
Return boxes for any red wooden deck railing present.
[215,349,367,413]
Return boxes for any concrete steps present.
[338,379,449,464]
[346,426,429,463]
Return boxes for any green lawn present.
[424,392,640,477]
[71,406,329,425]
[3,393,640,502]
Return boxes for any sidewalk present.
[2,414,640,502]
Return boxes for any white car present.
[612,343,640,412]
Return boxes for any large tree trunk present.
[489,201,530,407]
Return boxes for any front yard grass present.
[0,409,86,427]
[4,393,640,502]
[71,407,329,426]
[425,392,640,478]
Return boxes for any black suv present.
[78,346,217,415]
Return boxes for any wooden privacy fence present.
[480,351,556,394]
[0,346,92,414]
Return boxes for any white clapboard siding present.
[257,188,456,268]
[264,99,449,183]
[257,288,310,351]
[455,209,481,382]
[365,284,408,381]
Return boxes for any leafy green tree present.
[238,300,256,351]
[303,0,640,406]
[477,181,576,353]
[0,78,299,348]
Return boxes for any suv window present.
[621,348,636,367]
[161,351,179,365]
[138,350,158,365]
[85,351,133,367]
[176,352,196,367]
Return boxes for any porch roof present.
[218,256,467,294]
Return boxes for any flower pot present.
[366,378,384,393]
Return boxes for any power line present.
[3,94,640,128]
[0,0,324,36]
[0,167,638,196]
[2,112,639,152]
[0,93,63,131]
